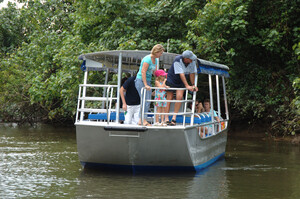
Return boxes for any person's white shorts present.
[124,105,140,125]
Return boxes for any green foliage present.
[186,0,300,135]
[0,0,299,135]
[0,0,85,123]
[1,0,207,123]
[292,78,300,115]
[0,3,25,54]
[271,77,300,136]
[73,0,206,51]
[293,41,300,60]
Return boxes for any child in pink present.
[154,70,169,126]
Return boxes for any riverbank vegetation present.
[0,0,299,136]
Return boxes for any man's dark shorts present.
[166,81,185,93]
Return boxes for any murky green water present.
[1,124,299,198]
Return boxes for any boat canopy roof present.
[79,50,229,77]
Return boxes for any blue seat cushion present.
[88,113,204,124]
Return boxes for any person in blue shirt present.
[203,99,220,136]
[165,50,199,126]
[203,99,220,123]
[120,76,140,125]
[135,44,165,126]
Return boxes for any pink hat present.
[155,69,167,77]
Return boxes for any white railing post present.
[191,73,198,126]
[80,70,88,121]
[208,74,215,134]
[141,88,146,125]
[183,89,188,127]
[116,53,122,123]
[154,87,157,124]
[102,68,109,109]
[222,76,229,120]
[76,86,82,122]
[216,75,221,131]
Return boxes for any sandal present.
[168,119,176,126]
[143,122,151,126]
[161,122,167,127]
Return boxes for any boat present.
[75,50,230,172]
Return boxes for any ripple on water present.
[221,164,288,171]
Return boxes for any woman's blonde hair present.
[151,44,165,55]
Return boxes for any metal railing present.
[140,87,197,127]
[76,84,118,122]
[75,84,228,135]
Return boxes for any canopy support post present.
[208,74,215,134]
[116,53,122,123]
[222,76,229,120]
[102,68,109,109]
[80,69,88,121]
[216,75,221,131]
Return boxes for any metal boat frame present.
[75,50,230,172]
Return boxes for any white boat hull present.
[76,123,227,171]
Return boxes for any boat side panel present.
[184,128,227,167]
[76,125,131,164]
[76,125,193,167]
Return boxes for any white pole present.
[208,74,215,134]
[190,73,198,126]
[80,69,88,121]
[222,76,229,120]
[141,88,146,124]
[216,75,221,131]
[116,53,122,123]
[102,68,109,109]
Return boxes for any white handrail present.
[140,87,195,126]
[76,82,227,134]
[76,84,119,122]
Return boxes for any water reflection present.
[1,124,300,199]
[0,124,81,198]
[76,159,228,199]
[225,137,300,199]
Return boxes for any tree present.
[73,0,206,51]
[0,3,25,55]
[186,0,300,135]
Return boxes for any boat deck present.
[87,112,213,124]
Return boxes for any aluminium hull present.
[75,123,227,171]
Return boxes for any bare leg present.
[165,90,173,122]
[162,107,168,122]
[171,90,184,121]
[155,106,159,123]
[138,119,150,126]
[157,107,162,123]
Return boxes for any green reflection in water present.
[225,137,300,199]
[1,124,300,198]
[0,124,81,198]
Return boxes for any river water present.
[1,124,299,199]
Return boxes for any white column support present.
[208,74,215,134]
[190,73,198,126]
[80,69,88,121]
[116,53,122,123]
[183,88,188,127]
[141,88,146,124]
[216,75,221,131]
[102,68,109,109]
[222,76,229,120]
